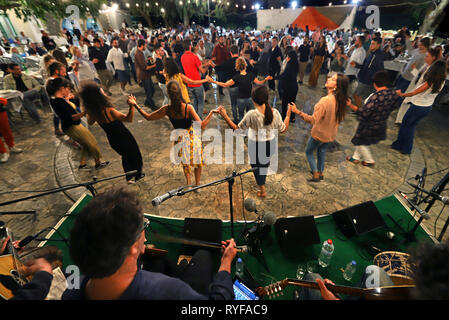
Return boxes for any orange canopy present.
[291,7,340,31]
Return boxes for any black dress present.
[99,109,143,181]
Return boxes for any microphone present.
[399,192,430,220]
[261,211,276,226]
[151,186,184,206]
[408,182,449,205]
[244,198,257,213]
[18,228,49,248]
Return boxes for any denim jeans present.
[188,86,205,118]
[392,103,432,155]
[22,89,43,122]
[228,87,239,123]
[142,78,156,109]
[237,98,254,123]
[305,136,330,173]
[395,75,411,94]
[248,138,276,186]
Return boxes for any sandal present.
[362,161,375,167]
[257,191,267,198]
[346,156,360,164]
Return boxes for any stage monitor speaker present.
[332,201,386,238]
[182,218,223,255]
[274,216,321,251]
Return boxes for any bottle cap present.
[351,260,357,265]
[237,258,242,263]
[327,239,333,245]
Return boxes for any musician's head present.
[409,240,449,299]
[69,189,146,278]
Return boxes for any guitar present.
[0,228,63,300]
[0,227,28,300]
[255,278,416,300]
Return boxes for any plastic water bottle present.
[343,261,357,281]
[235,258,244,278]
[318,239,334,267]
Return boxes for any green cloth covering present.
[41,194,432,299]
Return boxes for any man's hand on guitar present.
[219,238,238,273]
[20,258,53,277]
[316,278,340,300]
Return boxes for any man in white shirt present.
[107,38,129,95]
[343,35,366,82]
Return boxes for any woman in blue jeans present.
[392,59,446,155]
[291,73,350,182]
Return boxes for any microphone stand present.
[0,170,137,208]
[160,167,257,239]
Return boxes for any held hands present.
[350,61,357,67]
[395,90,404,97]
[217,105,227,116]
[206,75,214,83]
[288,102,300,115]
[265,75,273,81]
[127,94,137,106]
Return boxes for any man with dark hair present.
[89,38,113,95]
[3,63,48,123]
[343,35,366,83]
[212,35,231,96]
[62,189,237,300]
[135,39,156,109]
[154,44,169,106]
[351,37,384,108]
[268,36,283,92]
[181,39,213,118]
[107,38,130,96]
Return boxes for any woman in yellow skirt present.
[133,80,217,186]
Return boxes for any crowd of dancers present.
[1,23,448,197]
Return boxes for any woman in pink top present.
[290,73,349,182]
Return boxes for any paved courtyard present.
[1,74,448,243]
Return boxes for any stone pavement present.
[1,74,448,242]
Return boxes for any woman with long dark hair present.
[218,86,292,198]
[291,73,349,182]
[308,36,328,88]
[164,57,209,106]
[46,77,109,171]
[279,50,299,122]
[132,80,217,187]
[77,81,144,183]
[392,59,447,155]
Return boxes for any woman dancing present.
[132,80,216,187]
[291,73,349,182]
[78,81,144,183]
[217,86,292,198]
[46,77,109,171]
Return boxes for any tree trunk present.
[419,0,449,34]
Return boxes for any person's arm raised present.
[134,102,167,121]
[217,106,239,130]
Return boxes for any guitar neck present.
[286,279,366,297]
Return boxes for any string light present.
[146,2,149,6]
[291,1,297,9]
[254,3,260,10]
[136,3,139,7]
[125,3,129,8]
[243,5,246,9]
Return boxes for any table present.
[384,59,408,73]
[0,90,24,112]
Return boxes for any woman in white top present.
[395,46,440,124]
[218,86,292,198]
[392,58,447,155]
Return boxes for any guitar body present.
[0,255,25,300]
